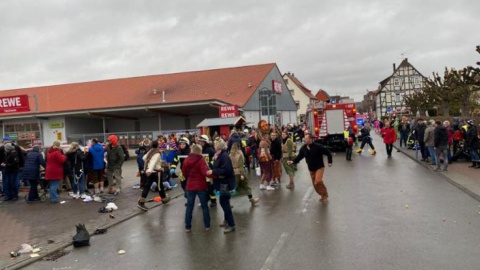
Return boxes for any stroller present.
[24,171,50,202]
[406,133,419,150]
[452,141,471,162]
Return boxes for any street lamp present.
[258,87,275,125]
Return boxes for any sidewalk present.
[0,160,185,270]
[392,136,480,202]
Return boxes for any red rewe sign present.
[0,95,30,113]
[219,105,239,118]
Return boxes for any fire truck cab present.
[307,101,358,151]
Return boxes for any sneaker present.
[223,226,236,234]
[259,184,266,190]
[370,149,376,155]
[93,195,102,203]
[68,192,75,197]
[219,220,227,227]
[355,148,362,154]
[320,197,329,203]
[73,193,80,199]
[249,197,259,206]
[137,202,148,211]
[266,186,275,191]
[286,183,295,189]
[80,194,87,199]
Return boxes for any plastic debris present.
[60,201,66,204]
[93,196,102,203]
[18,244,33,254]
[405,204,409,209]
[109,214,115,219]
[153,196,162,203]
[93,229,108,235]
[10,251,20,258]
[82,196,93,202]
[118,250,126,255]
[30,253,39,258]
[32,248,41,253]
[105,202,118,211]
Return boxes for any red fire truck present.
[307,102,358,150]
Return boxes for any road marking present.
[301,187,313,213]
[260,232,289,270]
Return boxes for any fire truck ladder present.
[319,112,327,137]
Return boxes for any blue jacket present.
[89,143,105,170]
[212,150,235,191]
[22,148,46,180]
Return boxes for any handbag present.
[73,224,90,247]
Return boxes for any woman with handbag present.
[182,144,210,232]
[137,141,170,211]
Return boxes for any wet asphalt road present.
[26,148,480,270]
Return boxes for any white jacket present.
[142,152,162,174]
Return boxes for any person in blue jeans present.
[66,142,86,199]
[2,143,20,201]
[207,138,236,234]
[182,144,210,232]
[45,141,67,203]
[424,120,436,165]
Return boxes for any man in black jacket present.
[288,133,333,203]
[413,118,427,161]
[433,121,449,172]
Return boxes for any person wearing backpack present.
[1,143,21,201]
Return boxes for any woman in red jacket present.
[381,121,397,158]
[182,144,210,232]
[45,141,67,203]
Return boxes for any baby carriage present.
[24,171,50,202]
[406,133,419,150]
[452,141,471,162]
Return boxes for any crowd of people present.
[358,116,480,170]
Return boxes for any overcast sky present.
[0,0,478,101]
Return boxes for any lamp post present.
[259,87,275,125]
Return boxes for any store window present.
[4,122,42,148]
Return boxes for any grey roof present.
[196,117,247,127]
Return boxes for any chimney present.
[292,73,295,77]
[393,63,396,72]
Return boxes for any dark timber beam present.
[87,112,138,121]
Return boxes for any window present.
[295,100,300,109]
[393,78,400,86]
[414,76,421,85]
[260,91,276,116]
[396,93,401,102]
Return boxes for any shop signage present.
[272,80,282,94]
[49,122,64,128]
[8,133,18,139]
[0,95,30,113]
[219,105,239,118]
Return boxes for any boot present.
[137,197,148,211]
[355,148,362,154]
[469,162,477,168]
[249,197,260,206]
[370,149,376,155]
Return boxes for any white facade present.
[283,74,316,124]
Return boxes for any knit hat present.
[467,120,474,125]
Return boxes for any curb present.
[3,192,185,270]
[394,145,480,203]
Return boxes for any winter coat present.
[45,148,67,180]
[211,150,235,191]
[22,148,46,180]
[424,126,435,147]
[89,143,105,170]
[182,153,209,191]
[414,123,426,143]
[106,145,124,170]
[465,125,480,150]
[292,143,333,172]
[381,127,397,144]
[5,150,20,174]
[399,121,410,133]
[227,133,242,153]
[434,125,449,148]
[136,147,147,171]
[66,149,85,175]
[270,138,282,161]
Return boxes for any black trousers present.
[141,172,166,199]
[360,137,375,150]
[385,144,393,156]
